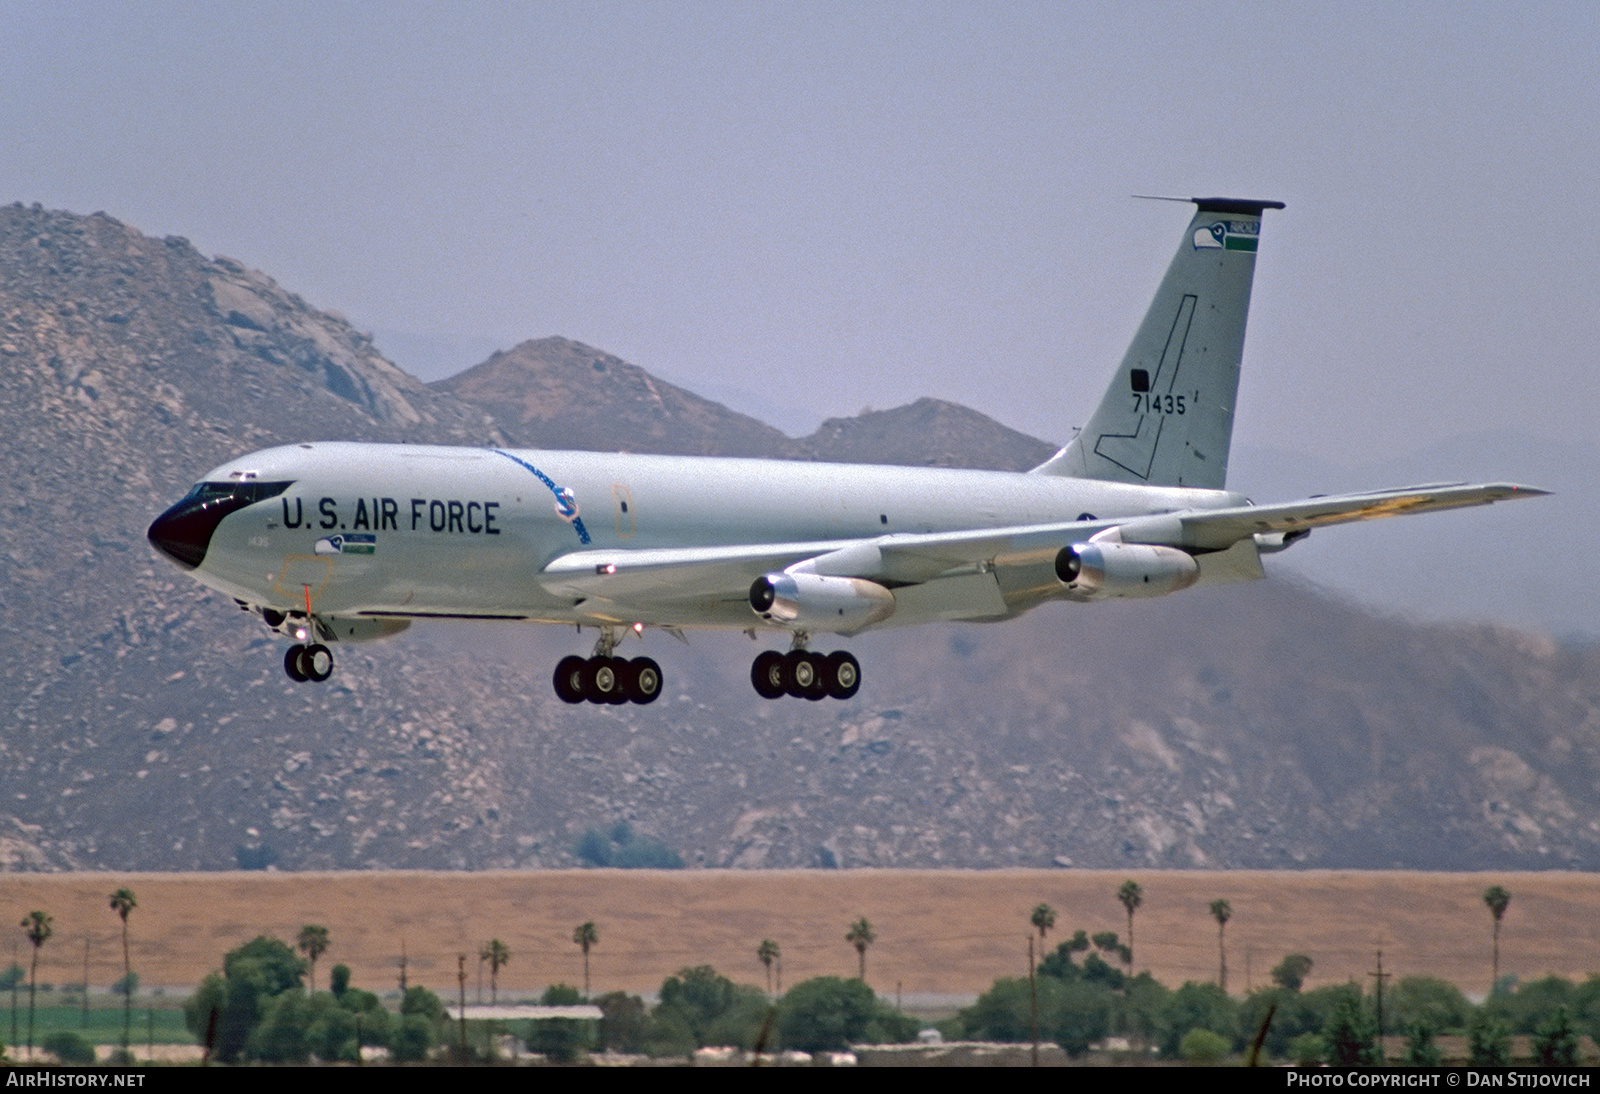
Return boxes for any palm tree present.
[573,921,598,996]
[1117,880,1142,974]
[1209,898,1232,993]
[1483,885,1511,989]
[297,925,330,993]
[21,911,51,1060]
[846,917,876,983]
[479,939,510,1004]
[109,888,137,1054]
[757,938,781,996]
[1030,903,1057,949]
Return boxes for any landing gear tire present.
[554,655,587,704]
[285,643,332,682]
[786,650,828,701]
[301,643,333,682]
[825,651,861,700]
[584,656,626,704]
[751,650,787,699]
[626,657,662,704]
[605,657,633,705]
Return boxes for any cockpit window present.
[182,480,293,506]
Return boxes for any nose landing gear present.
[271,587,335,684]
[283,642,333,683]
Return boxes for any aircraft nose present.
[147,479,294,571]
[147,501,214,570]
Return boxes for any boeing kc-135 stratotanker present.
[147,198,1545,703]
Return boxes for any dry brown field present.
[0,870,1594,1003]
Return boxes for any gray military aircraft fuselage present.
[148,198,1545,703]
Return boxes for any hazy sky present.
[6,1,1597,460]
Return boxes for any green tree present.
[1158,981,1239,1059]
[1289,1032,1325,1065]
[528,983,596,1062]
[1271,953,1314,992]
[962,976,1056,1043]
[296,925,330,994]
[573,823,684,868]
[1404,1021,1442,1067]
[20,911,52,1060]
[573,921,598,996]
[1468,1009,1512,1066]
[1483,885,1511,989]
[778,976,912,1052]
[1323,992,1380,1066]
[479,939,510,1004]
[183,936,305,1064]
[1495,975,1575,1034]
[108,887,137,1056]
[961,974,1116,1052]
[1572,974,1600,1040]
[642,1006,698,1058]
[1388,976,1472,1033]
[329,974,389,1057]
[1031,903,1057,947]
[1121,971,1172,1047]
[391,984,444,1063]
[757,938,781,996]
[401,983,445,1021]
[1037,931,1091,979]
[1534,1006,1579,1067]
[595,991,648,1054]
[1209,899,1231,994]
[1036,931,1126,991]
[251,990,313,1063]
[40,1030,95,1065]
[845,917,876,983]
[1117,880,1142,973]
[304,991,360,1062]
[655,965,769,1049]
[1054,977,1115,1058]
[1179,1027,1230,1063]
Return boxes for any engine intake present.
[1055,542,1200,599]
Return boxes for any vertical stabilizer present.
[1032,197,1282,489]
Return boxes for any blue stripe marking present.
[491,449,592,545]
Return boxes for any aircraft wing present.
[539,524,1081,600]
[1114,482,1549,551]
[538,482,1547,610]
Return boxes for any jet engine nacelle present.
[749,572,895,633]
[1054,541,1200,599]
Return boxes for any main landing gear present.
[553,629,662,705]
[750,648,860,701]
[553,654,663,705]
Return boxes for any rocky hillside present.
[1,202,1594,873]
[436,337,1054,470]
